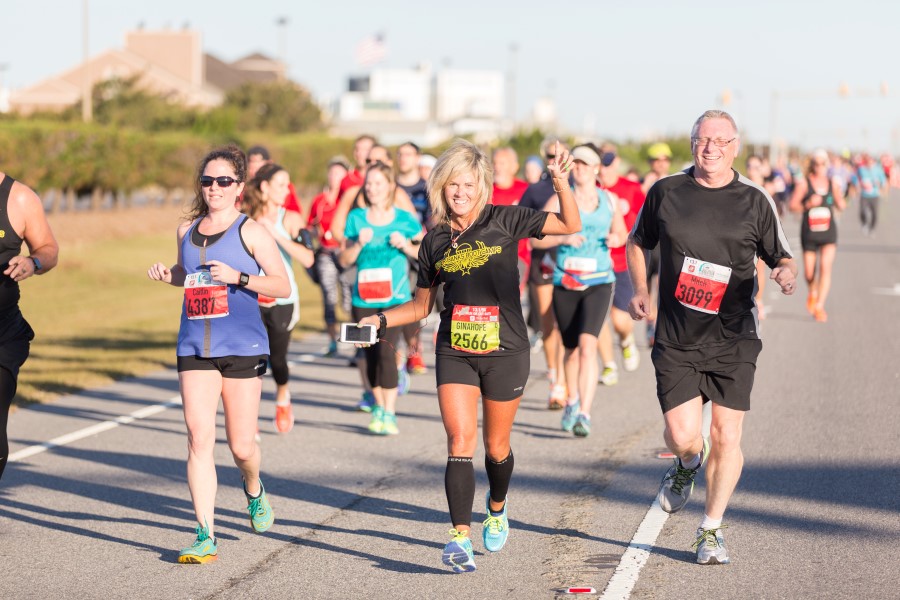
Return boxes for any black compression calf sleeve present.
[485,450,514,506]
[444,456,475,527]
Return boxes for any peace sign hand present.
[546,141,574,180]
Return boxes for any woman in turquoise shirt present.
[340,161,424,435]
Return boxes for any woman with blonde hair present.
[356,139,580,573]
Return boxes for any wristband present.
[375,312,387,339]
[29,256,42,272]
[552,179,568,193]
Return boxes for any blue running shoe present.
[561,399,580,432]
[244,479,274,533]
[382,411,399,435]
[178,522,217,564]
[357,390,376,412]
[442,529,476,573]
[482,491,509,552]
[368,405,385,434]
[572,413,592,438]
[397,366,410,396]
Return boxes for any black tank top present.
[0,176,23,314]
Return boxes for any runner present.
[307,156,353,357]
[491,147,531,292]
[524,155,544,185]
[147,145,291,564]
[0,174,58,481]
[855,153,887,236]
[520,139,570,409]
[356,139,579,572]
[788,149,846,323]
[746,154,776,320]
[533,145,626,437]
[627,110,797,565]
[245,145,302,214]
[340,161,424,435]
[596,146,646,385]
[242,163,316,433]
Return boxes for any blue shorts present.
[612,270,634,312]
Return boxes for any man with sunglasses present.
[626,110,797,565]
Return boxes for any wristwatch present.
[238,272,250,287]
[29,256,42,272]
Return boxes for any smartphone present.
[339,323,377,344]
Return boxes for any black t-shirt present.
[631,168,793,349]
[398,178,430,227]
[417,204,549,356]
[519,172,558,265]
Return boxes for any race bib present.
[675,256,731,314]
[358,267,393,303]
[451,305,500,354]
[561,256,598,291]
[807,207,832,232]
[184,271,229,320]
[258,294,277,307]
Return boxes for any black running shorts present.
[177,354,268,379]
[436,351,530,401]
[651,339,762,413]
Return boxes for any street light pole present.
[276,16,288,80]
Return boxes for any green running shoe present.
[244,479,274,533]
[482,491,509,552]
[382,411,399,435]
[368,405,385,434]
[561,399,580,432]
[178,522,218,564]
[441,529,476,573]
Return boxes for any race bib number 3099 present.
[675,256,731,314]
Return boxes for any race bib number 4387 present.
[675,256,731,314]
[184,271,229,320]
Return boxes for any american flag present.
[355,33,387,67]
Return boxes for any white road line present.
[8,396,182,463]
[599,500,669,600]
[872,283,900,296]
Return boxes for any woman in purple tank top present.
[147,145,290,564]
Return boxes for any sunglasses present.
[199,175,240,188]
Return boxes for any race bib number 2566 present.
[675,256,731,314]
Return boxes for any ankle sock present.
[700,514,722,530]
[680,452,702,470]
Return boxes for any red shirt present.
[307,191,341,249]
[283,182,302,214]
[338,169,365,198]
[492,179,531,266]
[599,177,646,272]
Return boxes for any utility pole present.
[276,16,288,81]
[82,0,92,122]
[507,43,517,131]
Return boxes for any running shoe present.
[693,525,730,565]
[324,340,339,358]
[814,307,828,323]
[622,337,640,372]
[273,401,294,434]
[600,365,619,386]
[382,411,399,436]
[441,529,476,573]
[177,522,217,564]
[482,491,509,552]
[561,399,580,432]
[657,437,710,514]
[243,479,274,533]
[548,384,567,410]
[529,331,544,354]
[368,405,385,435]
[357,390,376,412]
[406,352,427,375]
[397,366,410,396]
[572,413,592,438]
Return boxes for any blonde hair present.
[427,139,493,225]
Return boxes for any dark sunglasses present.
[199,175,240,188]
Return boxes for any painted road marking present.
[8,396,182,463]
[598,500,669,600]
[872,283,900,296]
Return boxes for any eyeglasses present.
[692,137,736,148]
[199,175,240,188]
[813,160,828,166]
[545,154,556,160]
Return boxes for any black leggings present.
[352,306,402,389]
[1,366,16,480]
[260,303,294,386]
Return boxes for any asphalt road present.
[2,194,898,600]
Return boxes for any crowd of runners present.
[2,108,894,573]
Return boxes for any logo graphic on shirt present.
[0,230,5,238]
[437,240,502,275]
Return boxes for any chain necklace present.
[450,220,475,249]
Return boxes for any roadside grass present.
[16,219,326,406]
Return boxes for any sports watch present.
[29,256,42,272]
[238,272,250,287]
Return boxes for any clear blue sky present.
[4,0,898,154]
